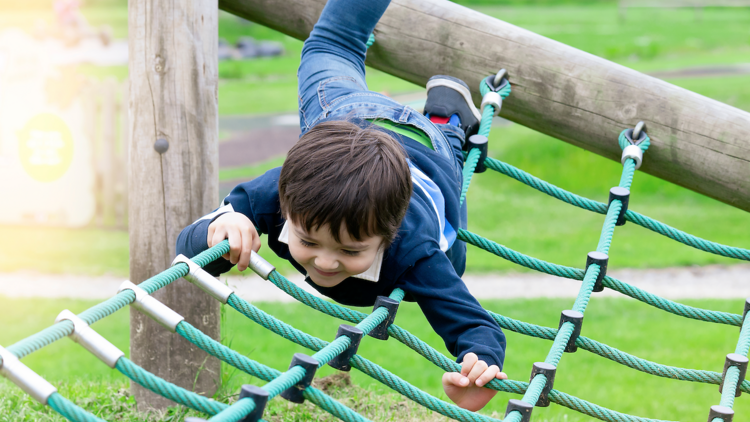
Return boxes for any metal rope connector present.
[621,121,646,169]
[238,385,269,422]
[467,135,489,173]
[530,362,556,407]
[504,399,533,422]
[586,251,609,293]
[741,298,750,333]
[708,405,734,422]
[55,310,125,368]
[0,345,57,404]
[621,145,643,170]
[119,281,185,333]
[720,353,748,397]
[248,252,276,280]
[632,121,645,143]
[608,187,630,226]
[280,353,319,404]
[172,254,235,304]
[328,325,364,372]
[484,69,510,92]
[481,92,502,117]
[559,310,583,353]
[368,296,400,340]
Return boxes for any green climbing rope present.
[460,76,512,207]
[482,157,750,261]
[47,393,107,422]
[457,229,742,326]
[116,357,228,416]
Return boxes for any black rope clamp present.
[328,324,364,371]
[467,135,489,173]
[530,362,557,407]
[238,385,269,422]
[369,296,399,340]
[708,405,734,422]
[720,353,749,397]
[559,310,584,353]
[586,251,609,293]
[741,298,750,332]
[280,353,319,403]
[608,187,630,226]
[483,69,510,92]
[504,399,533,422]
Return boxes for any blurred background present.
[1,0,749,420]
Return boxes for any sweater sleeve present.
[397,249,506,369]
[175,167,284,276]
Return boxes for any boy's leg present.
[297,0,391,132]
[435,123,466,172]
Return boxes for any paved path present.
[3,264,750,302]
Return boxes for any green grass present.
[220,155,287,182]
[0,225,129,276]
[479,6,750,65]
[2,295,749,421]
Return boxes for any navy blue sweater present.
[176,124,506,368]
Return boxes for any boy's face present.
[287,220,383,287]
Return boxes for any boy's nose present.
[314,253,339,271]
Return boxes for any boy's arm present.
[397,250,507,368]
[175,168,283,276]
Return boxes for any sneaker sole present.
[425,77,482,122]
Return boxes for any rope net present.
[2,76,750,422]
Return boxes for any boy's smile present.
[286,220,383,287]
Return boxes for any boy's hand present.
[442,353,508,411]
[207,212,261,272]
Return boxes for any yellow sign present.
[17,113,74,183]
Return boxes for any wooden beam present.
[128,0,220,410]
[221,0,750,212]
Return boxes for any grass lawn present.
[2,295,749,421]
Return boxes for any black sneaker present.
[424,75,482,140]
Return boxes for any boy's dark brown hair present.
[279,120,412,247]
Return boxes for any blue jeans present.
[296,0,465,182]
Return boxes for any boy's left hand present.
[442,353,508,411]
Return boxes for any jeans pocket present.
[317,76,366,110]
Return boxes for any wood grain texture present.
[128,0,220,410]
[221,0,750,211]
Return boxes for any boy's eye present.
[341,250,360,256]
[299,239,316,247]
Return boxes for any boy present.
[176,0,507,411]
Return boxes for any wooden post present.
[128,0,220,410]
[220,0,750,212]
